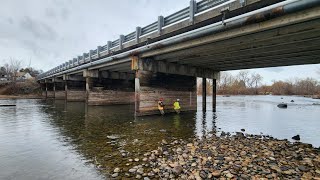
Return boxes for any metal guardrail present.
[38,0,235,80]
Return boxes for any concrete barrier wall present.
[88,90,134,105]
[55,91,66,99]
[67,90,86,101]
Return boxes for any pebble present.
[135,174,142,179]
[212,170,221,177]
[136,168,144,174]
[111,173,118,178]
[111,134,319,179]
[199,170,207,179]
[172,165,183,175]
[298,165,309,172]
[113,167,120,173]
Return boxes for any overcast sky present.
[0,0,319,84]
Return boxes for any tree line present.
[198,70,320,96]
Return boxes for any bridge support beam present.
[132,57,219,116]
[53,77,66,99]
[40,80,47,98]
[134,70,197,116]
[202,77,206,112]
[63,74,86,102]
[83,70,135,105]
[44,79,55,98]
[212,79,217,112]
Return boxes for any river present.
[0,95,319,179]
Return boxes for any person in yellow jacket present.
[158,98,165,115]
[173,99,181,114]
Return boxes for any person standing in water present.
[173,99,181,114]
[158,98,165,115]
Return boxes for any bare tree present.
[3,63,11,79]
[9,58,22,82]
[237,70,250,88]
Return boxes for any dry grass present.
[0,80,41,95]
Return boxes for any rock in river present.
[292,134,300,141]
[114,167,120,173]
[107,135,120,140]
[277,103,287,108]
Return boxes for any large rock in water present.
[292,135,300,141]
[277,103,287,108]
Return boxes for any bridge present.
[38,0,320,116]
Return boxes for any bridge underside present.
[39,5,320,116]
[142,7,320,71]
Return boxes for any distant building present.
[16,72,33,81]
[0,74,8,82]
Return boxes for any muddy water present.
[0,95,319,179]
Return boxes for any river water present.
[0,95,319,179]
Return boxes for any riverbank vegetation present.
[0,59,42,97]
[0,80,41,96]
[198,71,320,97]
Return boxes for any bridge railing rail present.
[38,0,238,80]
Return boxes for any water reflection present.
[0,95,319,179]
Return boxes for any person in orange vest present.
[158,98,165,115]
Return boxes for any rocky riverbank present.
[110,133,320,179]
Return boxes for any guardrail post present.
[97,46,101,58]
[69,60,72,68]
[158,16,164,35]
[73,58,77,66]
[239,0,246,7]
[221,7,229,26]
[77,56,81,65]
[136,27,141,44]
[83,53,86,63]
[189,0,196,24]
[89,50,93,62]
[119,35,125,50]
[107,41,112,54]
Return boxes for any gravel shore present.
[112,133,320,179]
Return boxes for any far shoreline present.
[0,94,42,100]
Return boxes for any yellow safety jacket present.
[173,101,181,110]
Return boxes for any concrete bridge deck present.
[38,0,320,116]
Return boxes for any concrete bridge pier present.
[132,57,219,116]
[134,70,197,116]
[63,74,86,102]
[40,80,47,98]
[86,70,135,105]
[201,78,218,112]
[202,77,206,112]
[212,79,217,112]
[44,79,55,98]
[53,77,66,99]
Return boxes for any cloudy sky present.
[0,0,319,84]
